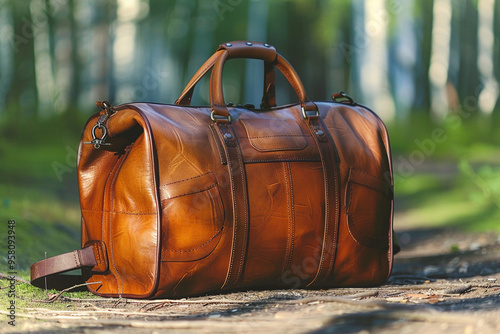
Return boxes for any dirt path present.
[2,223,500,334]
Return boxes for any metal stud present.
[246,42,253,46]
[316,130,324,136]
[225,43,232,47]
[224,133,233,139]
[264,43,271,47]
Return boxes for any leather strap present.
[175,48,276,108]
[210,43,318,118]
[261,61,276,109]
[175,50,224,106]
[30,240,108,290]
[306,116,340,287]
[215,123,249,290]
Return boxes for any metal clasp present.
[84,101,115,149]
[85,123,110,149]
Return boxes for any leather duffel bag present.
[31,41,396,298]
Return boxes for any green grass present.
[396,173,500,232]
[0,271,95,322]
[387,112,500,233]
[0,114,83,271]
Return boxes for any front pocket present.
[345,168,392,250]
[160,172,224,262]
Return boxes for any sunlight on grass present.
[394,171,500,233]
[0,184,81,270]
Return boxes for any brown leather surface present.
[30,242,106,289]
[31,41,394,298]
[175,46,276,109]
[210,43,317,118]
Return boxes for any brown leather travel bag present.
[31,41,396,298]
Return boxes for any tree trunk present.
[6,1,38,116]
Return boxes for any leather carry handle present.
[30,241,108,290]
[175,48,277,109]
[210,41,318,119]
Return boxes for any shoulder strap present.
[30,240,108,290]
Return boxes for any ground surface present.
[1,217,500,333]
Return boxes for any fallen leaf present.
[407,293,429,299]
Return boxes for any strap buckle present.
[301,106,320,119]
[211,109,232,123]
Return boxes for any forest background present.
[1,0,500,269]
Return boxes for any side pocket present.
[345,168,392,250]
[160,172,224,262]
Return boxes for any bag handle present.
[175,48,277,109]
[30,241,108,290]
[209,41,318,121]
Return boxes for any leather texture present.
[31,41,395,298]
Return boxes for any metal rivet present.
[316,130,324,136]
[246,42,253,46]
[224,133,233,139]
[264,43,271,47]
[226,43,232,47]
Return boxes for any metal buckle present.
[211,109,232,123]
[301,106,319,119]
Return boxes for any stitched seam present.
[73,251,79,267]
[281,162,291,276]
[109,150,130,294]
[234,135,247,284]
[321,118,339,279]
[162,184,217,201]
[244,158,321,163]
[163,227,223,252]
[244,135,310,139]
[348,187,389,243]
[326,147,338,277]
[287,162,295,275]
[280,162,294,277]
[99,155,122,291]
[93,244,103,265]
[348,214,388,243]
[350,180,388,197]
[310,122,328,283]
[351,169,385,181]
[319,138,329,279]
[100,159,120,247]
[220,125,237,287]
[210,124,227,164]
[160,171,214,187]
[82,209,157,215]
[250,145,306,152]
